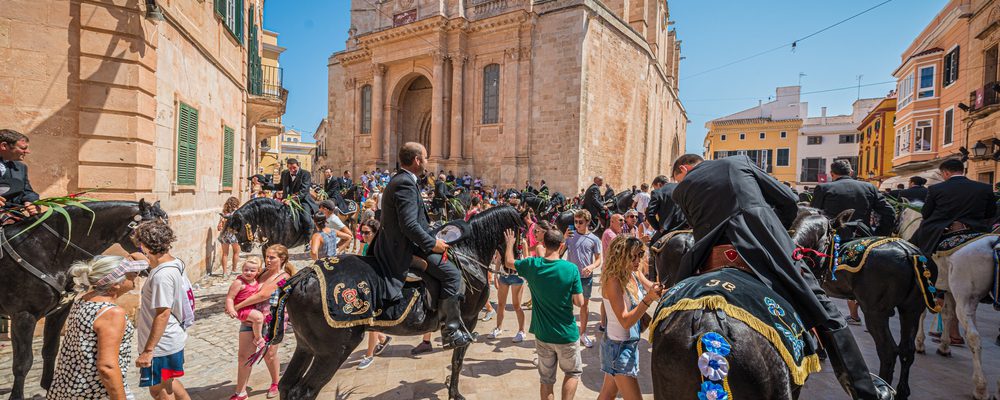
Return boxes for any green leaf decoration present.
[286,196,305,222]
[6,192,97,243]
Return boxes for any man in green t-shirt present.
[504,225,585,400]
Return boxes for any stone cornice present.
[708,118,803,129]
[355,16,449,48]
[467,11,531,33]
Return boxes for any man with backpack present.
[133,221,193,400]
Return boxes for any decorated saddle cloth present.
[932,233,1000,310]
[310,255,420,329]
[650,268,821,386]
[835,237,940,312]
[651,229,692,254]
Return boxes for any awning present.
[879,169,943,190]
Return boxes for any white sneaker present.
[513,331,525,343]
[488,328,502,339]
[580,335,594,348]
[357,356,374,370]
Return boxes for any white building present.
[796,99,881,189]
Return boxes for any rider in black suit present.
[280,159,317,226]
[671,154,892,400]
[582,177,607,231]
[433,175,449,222]
[322,168,339,198]
[810,160,896,239]
[0,130,40,218]
[914,159,996,256]
[645,175,688,245]
[374,142,472,348]
[896,176,929,203]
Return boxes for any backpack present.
[150,260,196,330]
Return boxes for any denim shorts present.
[498,273,524,286]
[580,277,594,300]
[600,337,639,377]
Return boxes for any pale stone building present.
[320,0,687,194]
[0,0,286,281]
[796,99,879,188]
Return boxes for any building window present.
[898,73,914,107]
[739,133,746,140]
[776,148,790,167]
[744,149,773,173]
[176,103,199,186]
[801,158,826,182]
[720,134,727,141]
[759,132,766,140]
[873,142,879,169]
[914,120,932,152]
[780,131,787,138]
[978,172,995,185]
[918,65,935,99]
[943,108,954,145]
[836,156,859,174]
[482,64,500,124]
[986,45,998,85]
[839,134,858,144]
[895,124,911,156]
[360,85,372,134]
[944,46,960,87]
[874,120,881,134]
[222,125,235,188]
[807,136,822,145]
[215,0,244,43]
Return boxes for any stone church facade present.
[322,0,687,194]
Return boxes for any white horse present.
[898,202,1000,400]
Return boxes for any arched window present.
[360,85,372,134]
[482,64,500,124]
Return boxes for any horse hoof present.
[936,348,952,357]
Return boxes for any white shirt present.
[137,260,188,357]
[635,192,651,213]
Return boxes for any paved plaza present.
[3,248,1000,399]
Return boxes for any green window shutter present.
[176,103,199,186]
[215,0,226,18]
[235,0,244,44]
[222,126,235,187]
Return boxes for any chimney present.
[759,100,763,118]
[821,107,827,125]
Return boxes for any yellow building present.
[255,29,286,181]
[704,86,806,183]
[857,96,897,187]
[260,130,317,183]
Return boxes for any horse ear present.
[153,200,161,209]
[834,209,855,228]
[138,198,148,210]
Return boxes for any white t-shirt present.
[137,260,188,357]
[635,192,651,214]
[325,214,347,250]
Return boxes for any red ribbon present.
[792,247,829,261]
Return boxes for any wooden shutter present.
[177,103,199,186]
[215,0,226,18]
[222,126,235,187]
[235,0,244,44]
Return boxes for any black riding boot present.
[817,327,895,400]
[440,297,472,349]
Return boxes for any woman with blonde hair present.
[597,236,662,400]
[48,256,148,400]
[217,196,242,275]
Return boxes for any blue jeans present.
[498,273,524,286]
[600,338,639,377]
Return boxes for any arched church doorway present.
[396,75,432,150]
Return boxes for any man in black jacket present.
[582,177,607,231]
[645,175,688,246]
[433,174,449,222]
[280,158,317,226]
[375,142,472,348]
[810,160,895,239]
[671,154,892,400]
[322,168,339,197]
[914,159,996,256]
[0,129,40,217]
[897,176,929,203]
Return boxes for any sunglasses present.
[573,219,588,224]
[626,215,637,219]
[361,230,374,235]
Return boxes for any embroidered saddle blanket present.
[311,255,420,329]
[835,237,939,312]
[650,268,821,385]
[936,232,991,255]
[932,233,1000,310]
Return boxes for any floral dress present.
[48,300,135,400]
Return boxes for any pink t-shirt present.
[527,222,538,256]
[601,229,619,255]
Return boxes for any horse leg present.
[863,310,897,385]
[9,311,38,400]
[279,345,315,399]
[448,345,470,400]
[953,291,987,400]
[287,329,364,400]
[936,292,955,357]
[895,307,921,400]
[40,304,72,390]
[914,310,926,354]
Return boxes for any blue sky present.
[264,0,946,153]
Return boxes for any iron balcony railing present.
[249,65,283,99]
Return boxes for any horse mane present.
[454,206,523,264]
[230,197,308,243]
[790,206,827,248]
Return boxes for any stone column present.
[449,54,466,160]
[430,52,447,160]
[371,63,387,165]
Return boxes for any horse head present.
[895,199,923,241]
[226,197,307,253]
[790,206,836,278]
[454,206,526,267]
[113,199,169,253]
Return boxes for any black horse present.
[0,200,168,400]
[225,197,312,254]
[652,229,694,285]
[792,208,928,400]
[272,206,524,400]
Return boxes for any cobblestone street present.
[3,248,1000,399]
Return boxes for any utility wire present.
[681,0,896,81]
[684,80,897,103]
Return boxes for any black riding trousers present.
[424,253,463,299]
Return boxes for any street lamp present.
[973,140,989,158]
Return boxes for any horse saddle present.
[310,256,422,329]
[650,230,692,254]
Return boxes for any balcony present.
[466,0,528,20]
[248,65,287,130]
[969,82,1000,118]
